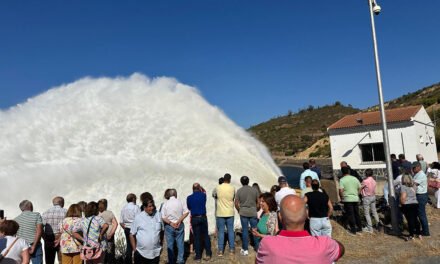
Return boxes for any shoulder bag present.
[80,216,103,260]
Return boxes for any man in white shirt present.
[162,189,189,264]
[275,176,296,209]
[130,198,162,264]
[299,162,320,190]
[120,193,140,264]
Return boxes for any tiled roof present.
[328,105,422,130]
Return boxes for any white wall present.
[329,122,414,169]
[412,107,438,163]
[329,108,438,169]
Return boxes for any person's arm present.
[108,217,118,239]
[234,197,240,212]
[120,209,126,229]
[175,212,189,229]
[129,234,137,254]
[400,191,407,205]
[303,196,309,218]
[21,248,30,264]
[99,223,109,242]
[29,223,43,254]
[327,200,333,218]
[339,188,344,201]
[299,174,305,190]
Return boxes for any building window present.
[360,143,385,162]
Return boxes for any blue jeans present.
[216,216,235,252]
[191,216,212,260]
[165,223,185,264]
[239,216,258,251]
[31,243,43,264]
[310,217,332,237]
[416,193,430,236]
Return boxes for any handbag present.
[0,237,19,262]
[428,179,440,189]
[80,216,103,260]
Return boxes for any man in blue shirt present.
[299,162,319,190]
[187,183,212,262]
[309,159,322,179]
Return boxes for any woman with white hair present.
[400,173,421,241]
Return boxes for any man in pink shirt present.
[361,169,380,233]
[256,195,344,264]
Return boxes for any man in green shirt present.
[339,167,362,235]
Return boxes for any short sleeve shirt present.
[401,185,418,205]
[256,230,341,264]
[236,186,258,217]
[59,217,82,253]
[216,183,235,217]
[81,216,106,249]
[1,236,29,264]
[130,211,162,259]
[339,175,361,202]
[15,211,43,245]
[99,210,115,237]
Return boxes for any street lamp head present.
[372,0,381,15]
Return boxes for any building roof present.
[328,105,422,130]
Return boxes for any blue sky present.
[1,1,439,128]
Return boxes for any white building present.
[328,105,437,173]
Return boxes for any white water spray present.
[0,74,280,231]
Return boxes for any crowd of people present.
[0,156,438,264]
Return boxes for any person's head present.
[398,154,406,161]
[218,177,224,185]
[432,162,440,170]
[416,154,424,161]
[240,176,249,186]
[365,169,374,178]
[412,161,421,174]
[164,189,171,200]
[142,199,156,215]
[303,162,310,170]
[304,176,312,187]
[168,189,177,198]
[140,192,154,204]
[192,183,201,192]
[390,154,396,160]
[270,185,280,196]
[85,202,99,217]
[223,173,231,183]
[66,204,82,218]
[278,176,288,187]
[340,161,348,168]
[309,159,316,166]
[311,179,320,191]
[52,196,65,208]
[98,199,108,213]
[77,201,87,213]
[401,173,414,187]
[341,166,350,176]
[259,192,277,213]
[279,195,307,231]
[0,220,19,236]
[19,200,33,212]
[252,183,262,195]
[126,193,137,204]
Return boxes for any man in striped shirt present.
[15,200,43,264]
[42,196,67,264]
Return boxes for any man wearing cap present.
[412,161,430,236]
[275,176,296,209]
[235,176,259,255]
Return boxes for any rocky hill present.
[248,103,358,156]
[250,82,440,157]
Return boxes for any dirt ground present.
[159,205,440,264]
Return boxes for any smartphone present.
[0,210,4,220]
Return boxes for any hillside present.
[250,82,440,157]
[248,103,358,156]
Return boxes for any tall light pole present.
[367,0,400,234]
